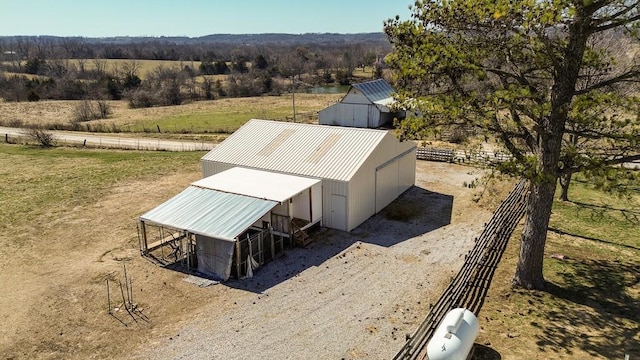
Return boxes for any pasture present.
[0,93,342,136]
[477,178,640,359]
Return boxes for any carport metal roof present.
[140,168,321,242]
[140,186,277,242]
[192,167,321,203]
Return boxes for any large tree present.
[385,0,640,289]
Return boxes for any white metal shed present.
[201,119,416,231]
[318,79,406,128]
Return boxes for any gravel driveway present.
[134,162,490,360]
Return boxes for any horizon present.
[1,0,412,38]
[0,31,388,39]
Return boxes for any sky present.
[0,0,413,37]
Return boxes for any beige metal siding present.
[201,160,234,178]
[399,150,417,190]
[375,160,400,212]
[347,165,376,231]
[347,133,416,231]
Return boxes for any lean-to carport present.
[138,167,322,280]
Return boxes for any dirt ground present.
[0,160,497,360]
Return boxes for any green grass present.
[0,144,203,243]
[120,94,337,134]
[550,178,639,251]
[129,104,299,133]
[478,176,639,359]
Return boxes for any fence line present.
[393,179,529,360]
[3,131,215,152]
[417,146,513,165]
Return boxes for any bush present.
[449,127,470,144]
[125,88,158,108]
[25,128,55,147]
[73,100,111,122]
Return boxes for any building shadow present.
[531,258,640,358]
[352,185,454,247]
[225,185,453,293]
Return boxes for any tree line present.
[0,34,390,107]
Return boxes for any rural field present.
[0,138,637,359]
[0,93,343,139]
[0,144,494,359]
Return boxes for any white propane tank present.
[426,308,479,360]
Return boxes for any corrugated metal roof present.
[352,79,395,103]
[140,186,277,242]
[192,167,321,203]
[201,120,390,181]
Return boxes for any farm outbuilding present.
[201,119,416,232]
[318,78,406,128]
[138,167,322,281]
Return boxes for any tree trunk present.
[559,172,572,201]
[512,179,557,289]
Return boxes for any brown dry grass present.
[0,93,342,132]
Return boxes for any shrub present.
[25,128,55,147]
[73,100,111,122]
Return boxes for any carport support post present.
[269,225,275,259]
[235,240,242,279]
[139,220,148,253]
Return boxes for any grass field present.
[477,177,640,359]
[0,143,208,360]
[0,93,342,136]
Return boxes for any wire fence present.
[3,131,215,151]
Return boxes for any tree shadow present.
[563,199,640,222]
[531,258,640,358]
[226,186,453,293]
[548,227,640,251]
[471,344,502,360]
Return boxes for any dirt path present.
[0,126,214,151]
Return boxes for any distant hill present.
[0,33,390,46]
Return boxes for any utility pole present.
[292,75,297,122]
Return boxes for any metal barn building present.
[201,119,416,232]
[318,79,406,128]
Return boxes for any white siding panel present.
[347,164,376,231]
[311,182,323,224]
[201,160,234,178]
[322,180,348,229]
[399,150,416,190]
[368,105,382,128]
[330,194,348,231]
[342,88,370,104]
[375,160,400,212]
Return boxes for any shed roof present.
[140,186,277,242]
[201,119,391,181]
[192,167,321,203]
[352,79,395,103]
